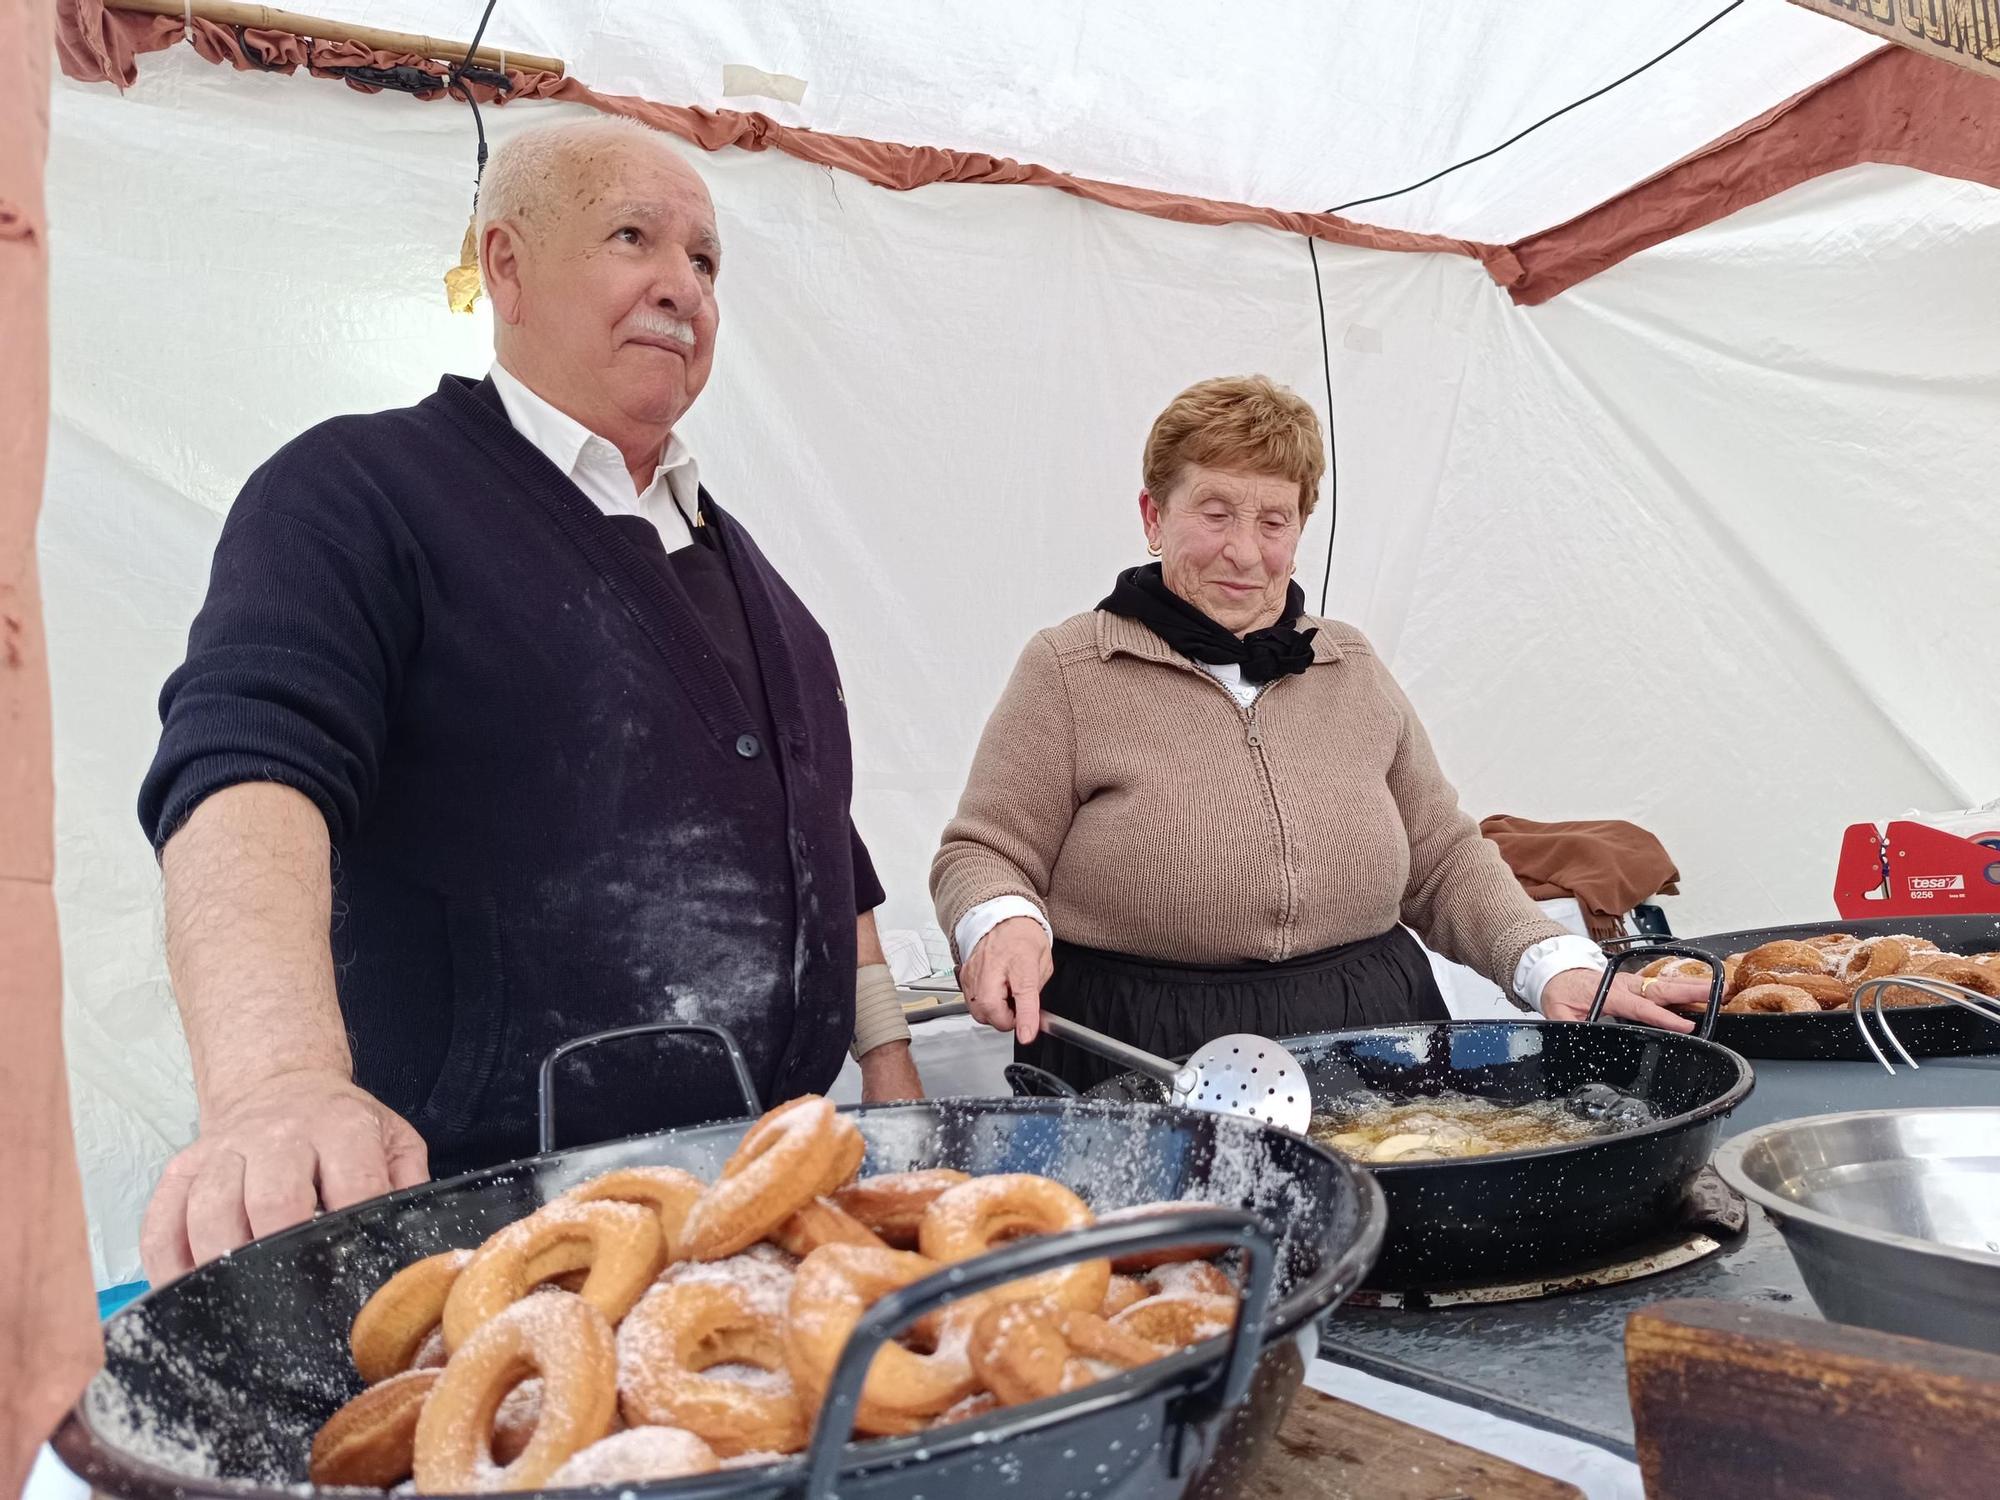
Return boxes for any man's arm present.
[853,910,923,1102]
[139,782,426,1283]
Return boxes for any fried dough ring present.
[967,1300,1165,1407]
[1092,1200,1231,1274]
[350,1250,472,1384]
[679,1096,864,1262]
[1109,1294,1238,1348]
[441,1200,665,1351]
[1099,1275,1149,1318]
[412,1292,618,1493]
[560,1167,708,1256]
[771,1197,889,1259]
[1137,1261,1235,1300]
[547,1428,720,1486]
[1641,957,1717,983]
[1903,955,2000,997]
[309,1368,442,1488]
[1842,939,1912,984]
[618,1279,808,1456]
[829,1170,970,1249]
[1723,983,1820,1015]
[489,1378,544,1466]
[1735,970,1850,1009]
[784,1244,980,1436]
[1739,941,1828,976]
[918,1174,1108,1313]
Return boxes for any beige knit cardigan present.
[931,610,1567,991]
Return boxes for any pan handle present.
[1005,1062,1081,1099]
[798,1207,1279,1499]
[1586,942,1728,1041]
[535,1021,762,1154]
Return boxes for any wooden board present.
[1243,1385,1584,1499]
[1628,1298,2000,1499]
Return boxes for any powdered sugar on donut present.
[546,1427,718,1485]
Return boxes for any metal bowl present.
[1714,1108,2000,1353]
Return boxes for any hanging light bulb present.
[445,215,482,314]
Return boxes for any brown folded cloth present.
[1479,816,1681,942]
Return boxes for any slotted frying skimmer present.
[1036,1010,1314,1132]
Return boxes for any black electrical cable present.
[460,0,501,65]
[1305,0,1746,614]
[1307,235,1338,616]
[451,0,504,195]
[1324,0,1746,215]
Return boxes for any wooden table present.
[1246,1385,1584,1499]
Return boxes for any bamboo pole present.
[107,0,566,76]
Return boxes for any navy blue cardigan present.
[140,376,882,1170]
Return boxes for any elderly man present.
[135,117,919,1282]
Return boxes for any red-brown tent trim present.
[53,4,2000,307]
[1504,44,2000,305]
[55,0,1523,279]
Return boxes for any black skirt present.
[1018,927,1448,1094]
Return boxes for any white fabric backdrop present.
[220,0,1878,239]
[44,54,1998,1282]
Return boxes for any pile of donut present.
[308,1095,1242,1493]
[1642,933,2000,1015]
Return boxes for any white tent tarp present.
[43,13,1999,1283]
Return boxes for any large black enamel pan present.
[54,1096,1384,1500]
[1042,949,1755,1288]
[1608,913,2000,1061]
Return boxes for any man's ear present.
[482,221,527,326]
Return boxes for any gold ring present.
[1638,975,1656,996]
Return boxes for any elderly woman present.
[932,376,1702,1090]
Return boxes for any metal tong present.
[1851,974,2000,1074]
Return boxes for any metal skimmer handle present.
[1039,1010,1200,1099]
[1850,975,2000,1074]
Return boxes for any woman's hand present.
[1539,967,1703,1033]
[960,916,1055,1043]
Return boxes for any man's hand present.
[140,1069,427,1284]
[1540,967,1701,1032]
[857,1040,924,1102]
[961,916,1054,1043]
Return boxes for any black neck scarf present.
[1097,563,1318,684]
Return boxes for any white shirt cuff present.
[1513,934,1606,1013]
[955,896,1051,966]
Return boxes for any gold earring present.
[1147,539,1162,556]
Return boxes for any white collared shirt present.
[490,362,702,553]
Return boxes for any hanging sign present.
[1786,1,2000,80]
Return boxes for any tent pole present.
[105,0,567,76]
[1,1,105,1491]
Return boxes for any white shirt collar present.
[489,361,701,532]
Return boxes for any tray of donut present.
[1614,912,2000,1060]
[55,1092,1384,1500]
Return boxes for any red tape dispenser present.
[1834,820,2000,919]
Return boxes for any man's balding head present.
[480,117,721,461]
